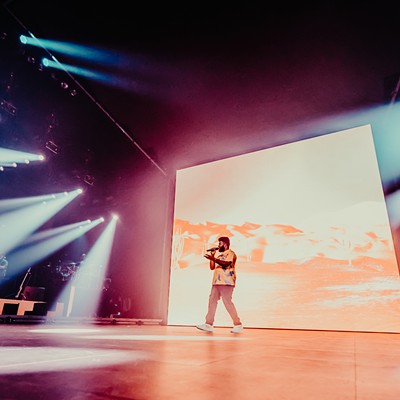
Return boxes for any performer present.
[196,237,243,333]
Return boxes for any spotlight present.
[0,162,17,169]
[19,34,27,44]
[60,82,68,89]
[70,89,77,96]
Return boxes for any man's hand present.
[204,254,229,270]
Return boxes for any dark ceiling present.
[2,1,399,177]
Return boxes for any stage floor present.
[0,321,399,399]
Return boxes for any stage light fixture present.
[83,174,95,186]
[60,82,68,89]
[0,162,17,168]
[46,112,58,128]
[0,147,46,165]
[0,99,17,116]
[45,140,59,155]
[6,71,14,89]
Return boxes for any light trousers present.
[205,284,241,326]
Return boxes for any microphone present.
[206,247,219,252]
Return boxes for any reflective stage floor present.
[0,321,399,399]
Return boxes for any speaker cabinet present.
[1,303,19,315]
[22,286,45,301]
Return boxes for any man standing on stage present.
[196,236,243,333]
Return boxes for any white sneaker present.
[231,324,243,333]
[196,323,214,332]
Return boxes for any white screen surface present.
[168,124,400,332]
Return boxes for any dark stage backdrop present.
[167,124,400,332]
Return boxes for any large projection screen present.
[167,124,400,332]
